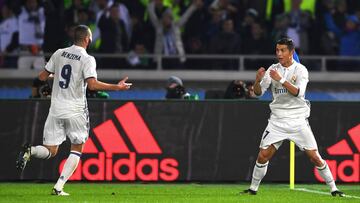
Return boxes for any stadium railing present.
[1,53,360,82]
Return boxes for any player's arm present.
[147,1,161,27]
[269,69,299,96]
[38,70,51,81]
[40,50,57,81]
[87,77,132,91]
[254,67,265,96]
[254,67,271,96]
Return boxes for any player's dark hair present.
[74,25,90,44]
[276,37,295,51]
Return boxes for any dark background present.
[0,99,359,182]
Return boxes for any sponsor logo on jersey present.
[274,87,288,94]
[59,102,179,181]
[314,124,360,182]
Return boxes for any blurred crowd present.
[1,0,360,70]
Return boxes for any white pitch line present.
[294,188,360,199]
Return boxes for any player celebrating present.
[16,25,132,195]
[242,38,344,197]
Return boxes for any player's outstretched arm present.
[39,70,51,81]
[87,77,132,91]
[254,67,265,96]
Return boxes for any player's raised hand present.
[269,69,282,81]
[117,77,132,90]
[256,67,266,82]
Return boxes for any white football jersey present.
[260,61,310,119]
[45,45,97,118]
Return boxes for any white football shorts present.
[43,112,89,145]
[259,118,318,151]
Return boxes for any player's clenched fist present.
[269,69,282,82]
[256,67,266,82]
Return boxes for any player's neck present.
[74,43,87,49]
[281,60,294,68]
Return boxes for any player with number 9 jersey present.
[45,45,97,119]
[16,25,132,196]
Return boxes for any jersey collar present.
[72,44,87,53]
[280,60,296,70]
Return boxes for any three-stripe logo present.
[314,124,360,182]
[59,102,179,181]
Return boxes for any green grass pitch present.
[0,183,359,202]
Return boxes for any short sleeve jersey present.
[259,61,310,119]
[45,45,97,118]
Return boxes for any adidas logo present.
[314,124,360,182]
[59,102,179,181]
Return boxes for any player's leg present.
[243,121,285,195]
[296,119,344,197]
[304,150,344,197]
[53,143,84,196]
[52,114,89,195]
[245,144,277,194]
[16,115,64,171]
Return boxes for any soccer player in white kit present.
[16,25,132,195]
[242,38,344,197]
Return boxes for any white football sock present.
[54,151,81,191]
[317,161,338,192]
[31,146,51,159]
[249,161,269,191]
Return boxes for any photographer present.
[165,76,200,100]
[223,80,246,99]
[31,77,52,98]
[165,76,188,99]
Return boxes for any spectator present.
[243,22,271,54]
[91,0,113,51]
[286,0,312,54]
[270,13,290,45]
[17,0,46,70]
[77,8,91,26]
[127,42,153,69]
[148,0,203,69]
[0,3,18,68]
[325,14,360,70]
[243,22,273,69]
[130,12,154,52]
[63,23,77,47]
[92,1,132,41]
[64,0,84,27]
[204,8,223,44]
[238,8,259,42]
[223,80,246,99]
[98,3,129,68]
[114,1,132,40]
[43,0,65,54]
[185,37,207,69]
[317,0,339,55]
[209,0,238,20]
[209,18,240,70]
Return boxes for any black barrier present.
[0,99,359,183]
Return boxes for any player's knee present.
[45,147,58,157]
[257,151,270,164]
[309,155,323,166]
